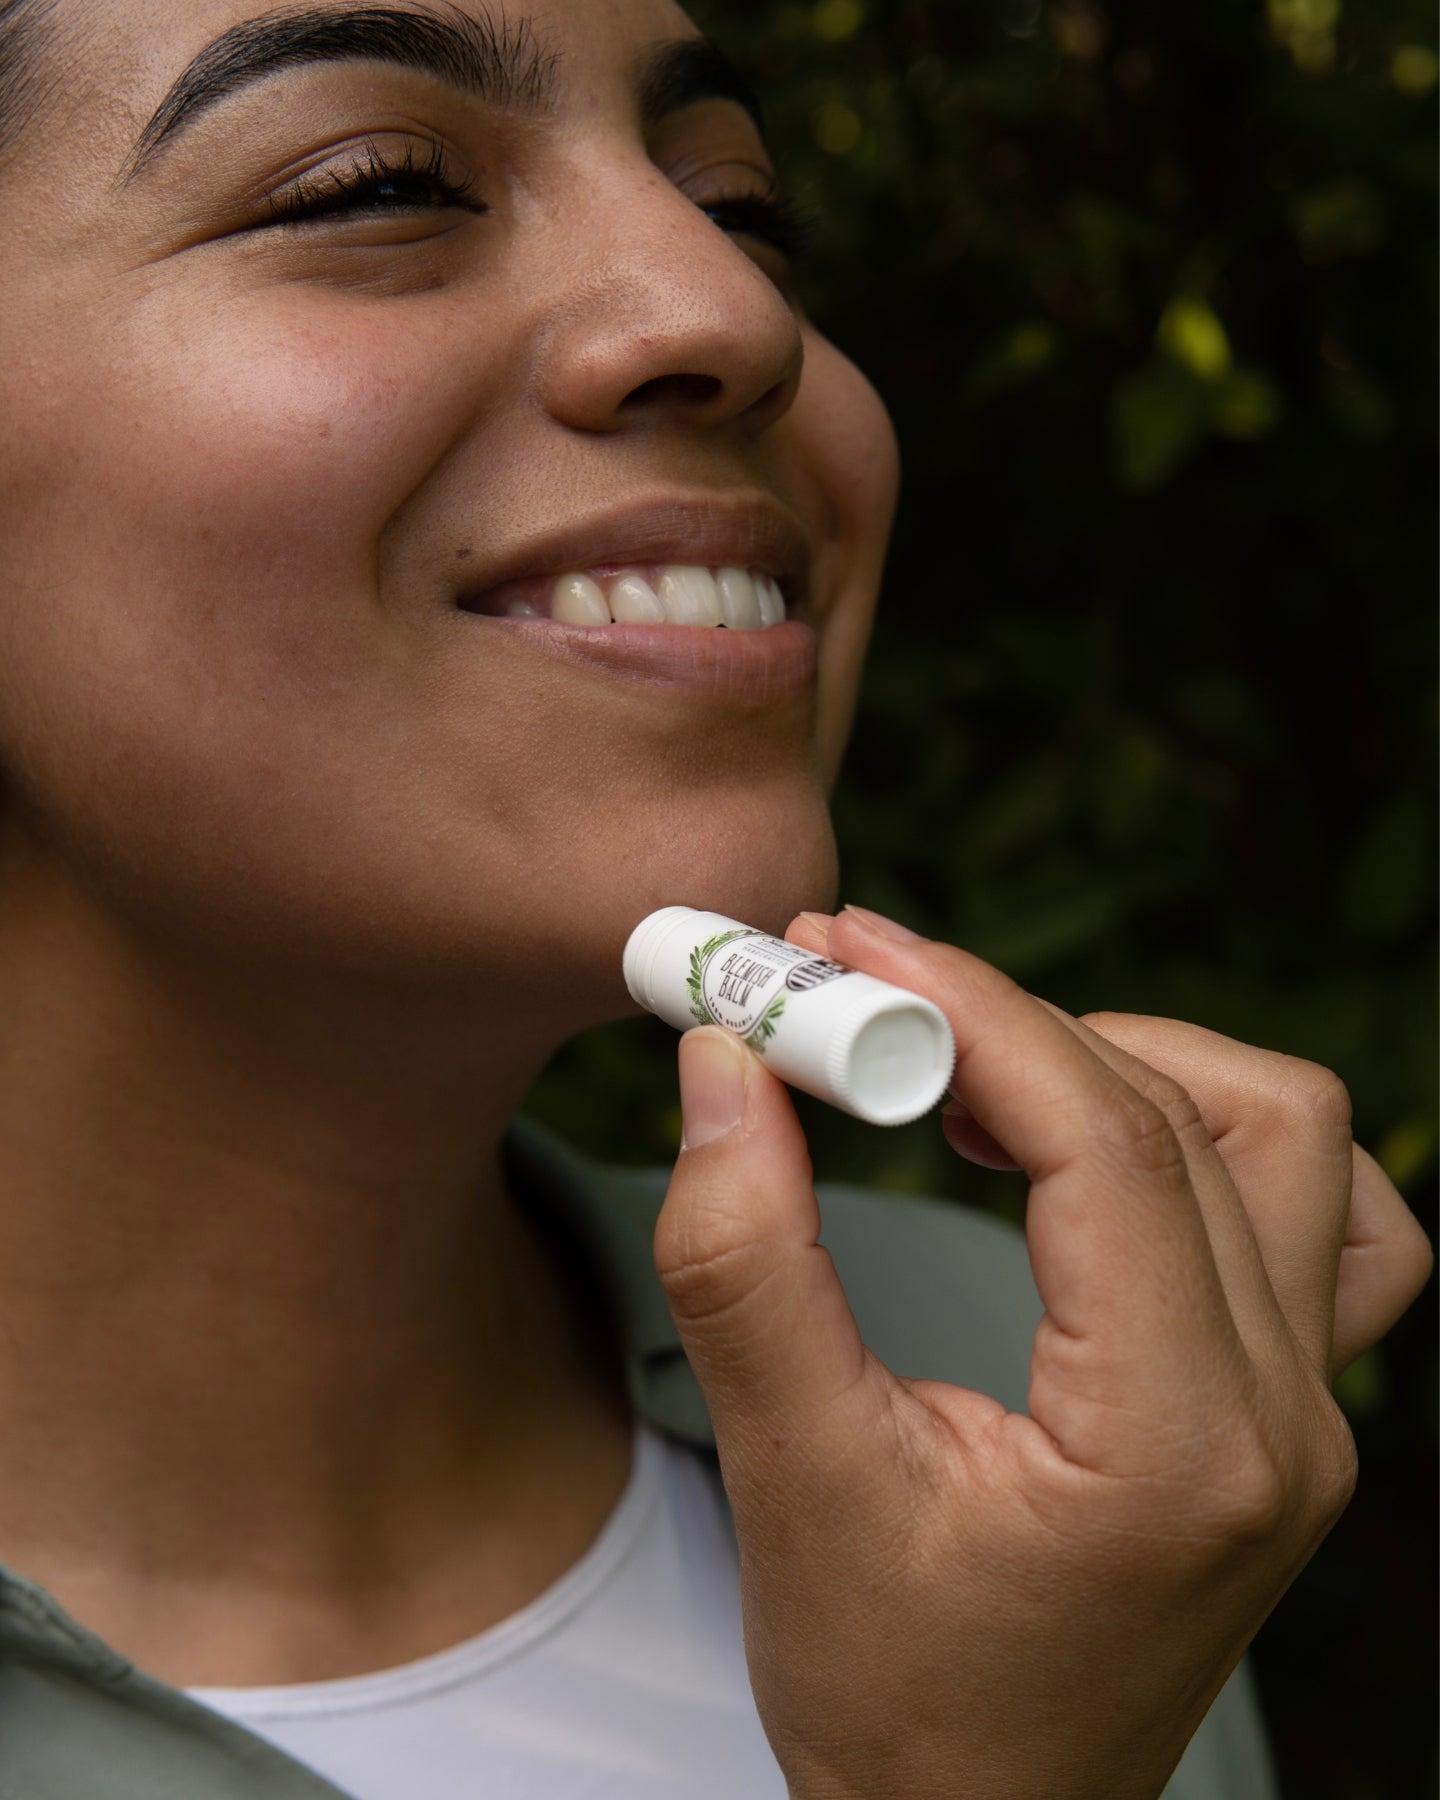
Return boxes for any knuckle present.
[1216,1447,1293,1543]
[1171,1430,1297,1548]
[1201,1398,1358,1548]
[1099,1088,1188,1181]
[943,949,1026,1023]
[655,1234,769,1326]
[1278,1057,1354,1145]
[653,1200,772,1328]
[1305,1396,1360,1527]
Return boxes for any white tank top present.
[189,1425,788,1799]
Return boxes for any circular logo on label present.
[701,942,784,1034]
[785,958,848,994]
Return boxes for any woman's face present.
[0,0,898,1019]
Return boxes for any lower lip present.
[457,614,819,702]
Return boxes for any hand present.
[653,908,1432,1800]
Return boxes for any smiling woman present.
[0,4,1429,1800]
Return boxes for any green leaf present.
[1109,362,1211,490]
[1212,368,1283,439]
[1156,296,1232,380]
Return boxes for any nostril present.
[747,377,798,430]
[622,372,726,413]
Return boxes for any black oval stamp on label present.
[785,958,848,994]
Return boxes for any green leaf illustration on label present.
[686,929,752,1025]
[744,991,786,1051]
[693,929,795,1049]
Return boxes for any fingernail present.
[796,910,836,934]
[679,1029,747,1150]
[842,904,923,944]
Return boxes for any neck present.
[0,846,633,1682]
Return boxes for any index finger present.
[799,908,1253,1463]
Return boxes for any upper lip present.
[454,492,815,610]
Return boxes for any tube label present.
[687,929,849,1050]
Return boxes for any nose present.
[533,166,805,438]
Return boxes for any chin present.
[529,788,840,1029]
[689,834,840,941]
[638,774,839,935]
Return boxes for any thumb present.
[655,1027,871,1446]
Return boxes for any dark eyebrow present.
[121,3,559,184]
[638,38,765,137]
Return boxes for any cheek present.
[0,306,460,599]
[0,306,468,905]
[799,331,902,543]
[0,294,473,687]
[788,329,900,786]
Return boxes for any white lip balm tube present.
[623,906,956,1127]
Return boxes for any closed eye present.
[702,190,816,262]
[262,139,489,227]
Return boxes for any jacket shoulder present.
[815,1181,1041,1415]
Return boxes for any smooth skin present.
[660,907,1431,1798]
[0,0,1430,1788]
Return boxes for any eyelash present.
[264,139,487,226]
[264,141,815,261]
[701,190,817,262]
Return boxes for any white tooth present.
[551,573,611,626]
[608,573,665,623]
[757,576,787,627]
[505,599,540,617]
[716,567,762,631]
[656,565,721,627]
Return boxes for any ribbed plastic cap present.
[825,1000,954,1126]
[622,906,694,1011]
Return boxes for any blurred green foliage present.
[526,3,1436,1793]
